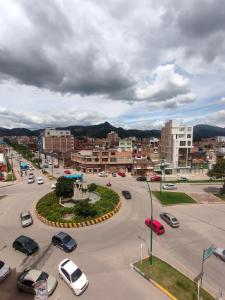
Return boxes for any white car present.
[0,260,11,282]
[213,248,225,261]
[20,211,33,227]
[58,259,88,295]
[37,177,44,184]
[51,183,56,189]
[29,166,34,170]
[98,171,108,177]
[163,183,177,190]
[27,177,35,184]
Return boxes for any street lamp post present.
[146,181,153,265]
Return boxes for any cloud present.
[0,107,106,129]
[135,64,196,106]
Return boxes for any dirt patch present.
[187,192,224,204]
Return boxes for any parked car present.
[112,173,117,177]
[122,190,131,199]
[48,161,53,166]
[162,183,177,190]
[160,213,179,228]
[136,176,147,181]
[64,170,71,174]
[20,211,33,227]
[28,173,34,179]
[0,260,11,282]
[145,219,165,235]
[98,171,108,177]
[17,268,58,296]
[29,166,34,170]
[58,259,88,295]
[54,164,59,168]
[150,175,161,181]
[27,177,35,184]
[12,235,39,255]
[118,172,126,177]
[213,248,225,261]
[179,176,189,181]
[37,177,44,184]
[52,232,77,252]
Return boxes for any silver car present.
[0,260,11,282]
[160,213,179,228]
[20,211,33,227]
[213,248,225,261]
[163,183,177,190]
[17,268,58,295]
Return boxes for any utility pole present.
[146,181,153,265]
[160,159,164,196]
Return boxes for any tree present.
[55,177,74,198]
[75,201,97,218]
[208,159,225,178]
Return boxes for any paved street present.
[0,160,225,299]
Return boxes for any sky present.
[0,0,225,130]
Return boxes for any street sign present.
[203,245,215,261]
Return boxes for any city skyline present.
[0,1,225,129]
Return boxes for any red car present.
[150,175,161,181]
[64,170,71,174]
[145,218,165,235]
[118,172,126,177]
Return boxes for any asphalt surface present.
[0,156,225,299]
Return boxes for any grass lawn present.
[134,257,214,300]
[214,194,225,201]
[5,173,16,181]
[153,191,196,205]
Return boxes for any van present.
[145,218,165,235]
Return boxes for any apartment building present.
[118,138,133,152]
[42,128,74,154]
[160,120,193,173]
[71,149,133,173]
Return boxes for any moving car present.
[12,235,39,255]
[58,259,88,295]
[150,175,161,181]
[17,268,58,296]
[162,183,177,190]
[160,213,179,228]
[0,260,11,282]
[52,232,77,252]
[20,211,33,227]
[118,172,126,177]
[98,171,108,177]
[64,170,71,174]
[145,219,165,235]
[179,176,189,181]
[27,177,35,184]
[213,248,225,261]
[37,177,44,184]
[122,190,131,199]
[136,176,147,181]
[51,183,56,189]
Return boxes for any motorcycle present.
[106,182,111,187]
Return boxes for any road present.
[0,157,225,299]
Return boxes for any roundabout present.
[36,183,121,228]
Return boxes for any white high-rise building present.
[160,120,193,173]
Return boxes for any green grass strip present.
[134,257,214,300]
[152,191,196,205]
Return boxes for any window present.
[180,127,185,131]
[180,141,186,146]
[110,158,117,162]
[22,280,34,287]
[187,134,191,138]
[61,269,70,281]
[110,152,116,155]
[102,158,108,162]
[188,127,192,131]
[188,141,191,146]
[94,158,99,162]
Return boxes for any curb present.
[130,263,177,300]
[36,200,122,228]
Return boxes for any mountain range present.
[0,122,225,140]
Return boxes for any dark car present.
[52,232,77,252]
[12,235,39,256]
[136,176,147,181]
[122,190,131,199]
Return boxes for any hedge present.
[36,185,120,223]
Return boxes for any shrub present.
[75,201,97,217]
[88,183,97,192]
[55,176,74,198]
